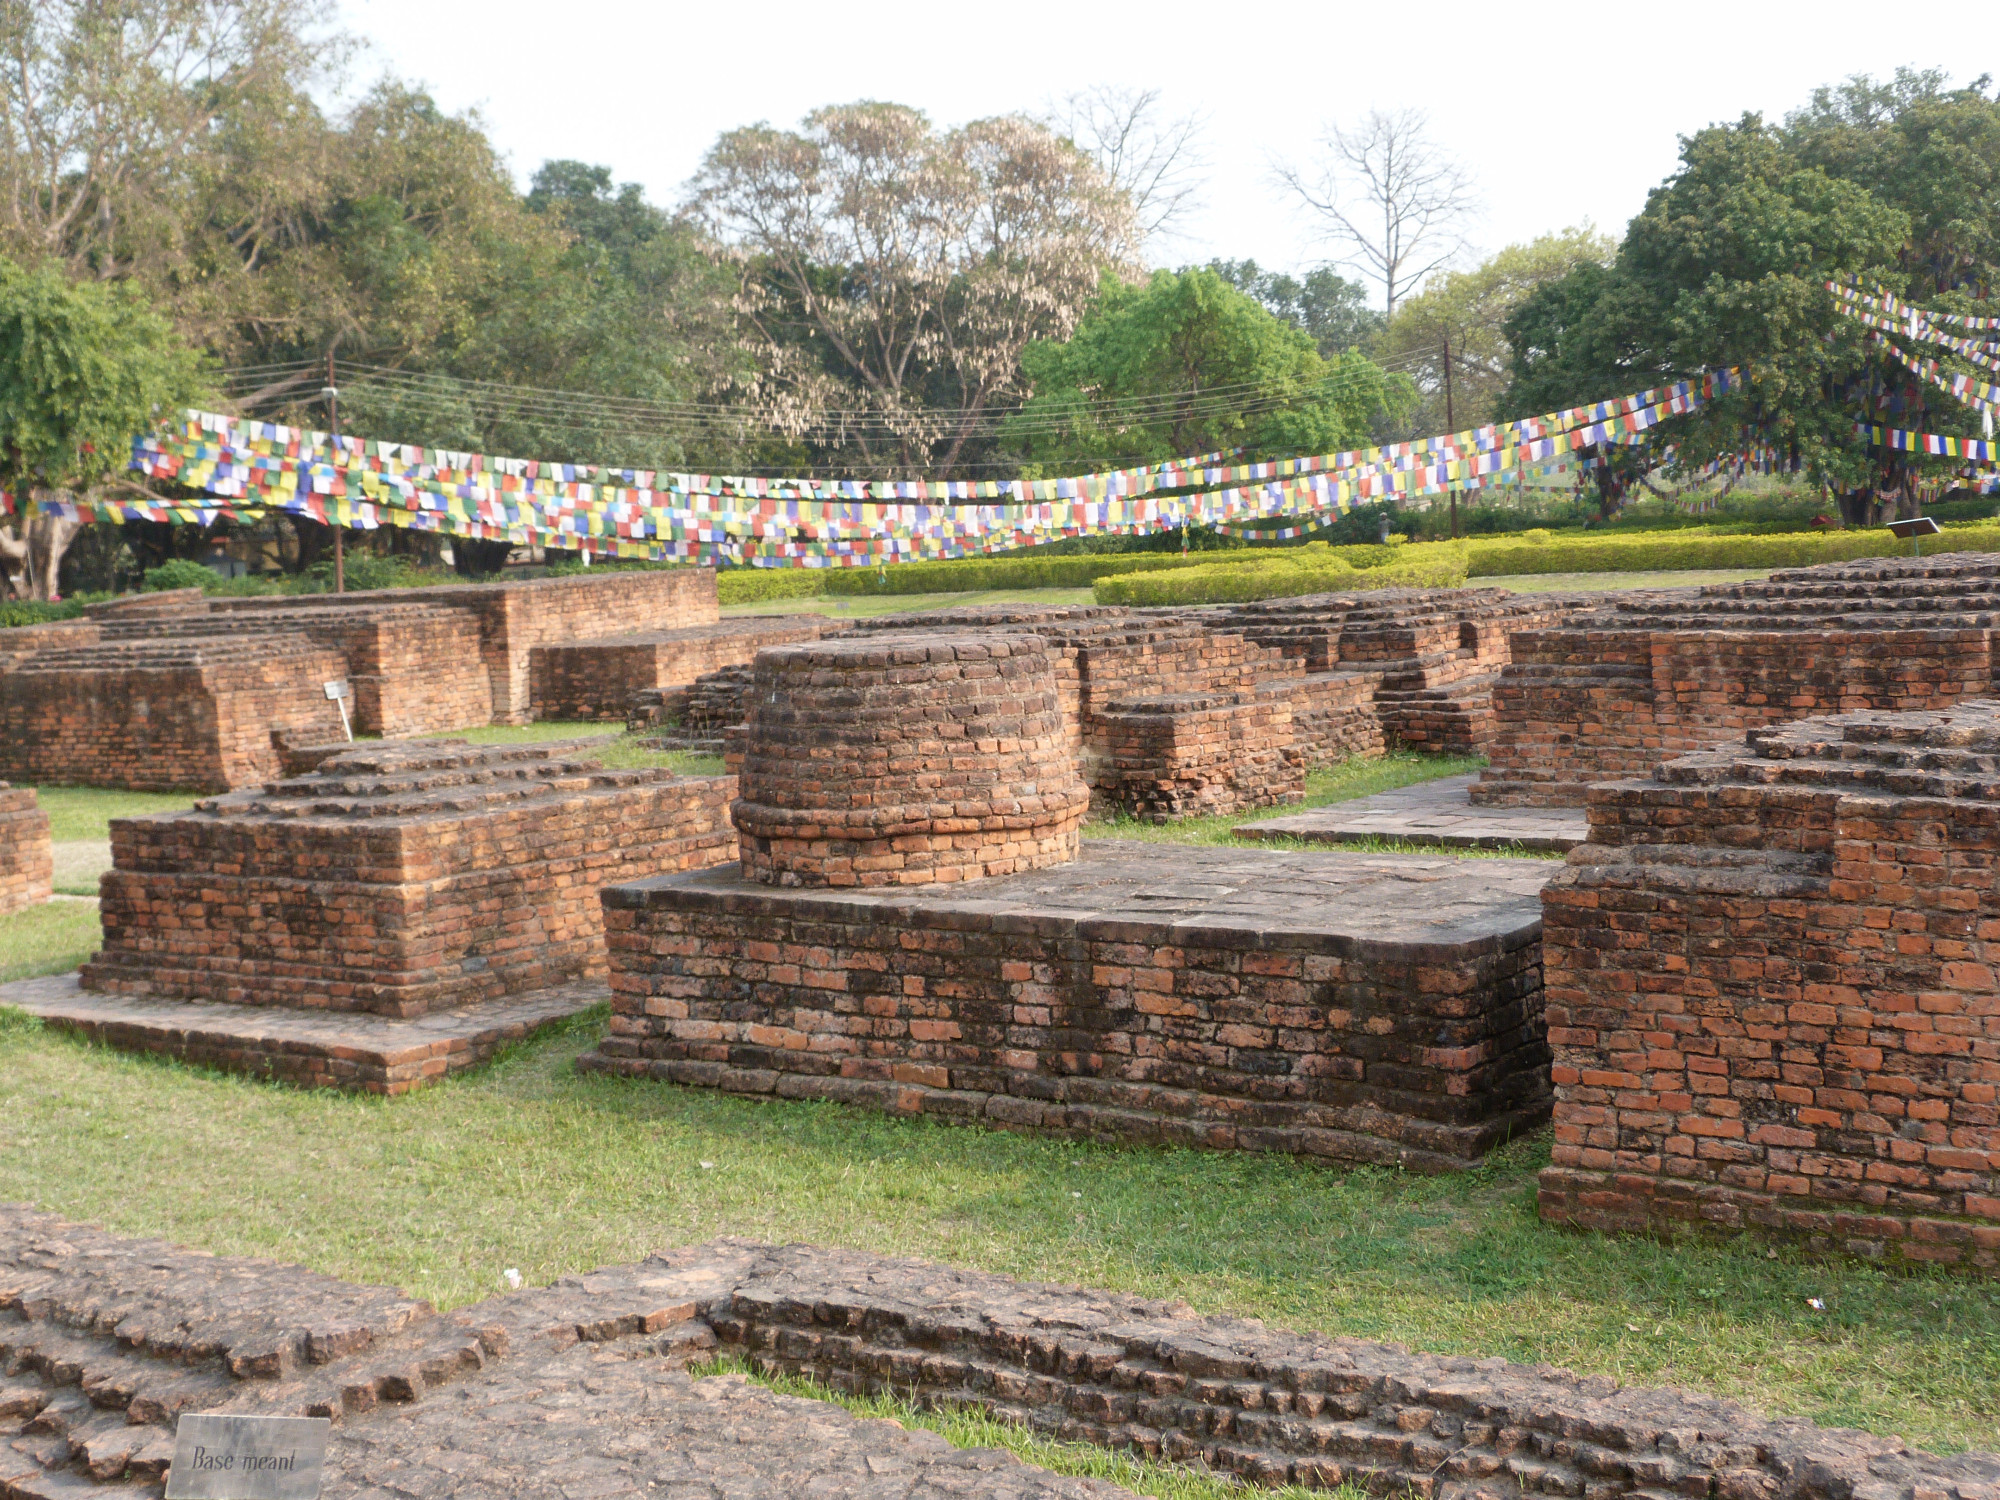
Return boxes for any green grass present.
[412,721,726,776]
[0,899,101,982]
[25,785,200,842]
[1085,752,1510,852]
[0,1011,1994,1451]
[722,587,1099,617]
[694,1351,1355,1500]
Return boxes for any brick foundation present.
[0,783,51,914]
[1476,555,2000,807]
[81,739,738,1016]
[0,637,350,792]
[1538,702,2000,1271]
[733,633,1090,887]
[531,615,826,721]
[580,843,1554,1169]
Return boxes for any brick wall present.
[582,844,1553,1169]
[0,638,349,792]
[530,615,825,722]
[82,742,739,1015]
[0,783,51,914]
[1538,704,2000,1272]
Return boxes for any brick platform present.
[0,972,602,1094]
[580,842,1554,1169]
[0,637,349,792]
[1538,701,2000,1271]
[733,633,1090,887]
[531,614,827,721]
[1234,775,1590,853]
[0,568,720,790]
[7,1209,1998,1500]
[0,784,51,914]
[81,739,737,1017]
[1476,554,2000,807]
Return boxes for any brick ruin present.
[582,843,1552,1169]
[0,784,51,914]
[1475,553,2000,808]
[0,568,719,790]
[1538,701,2000,1273]
[9,1207,1998,1500]
[734,634,1089,887]
[0,637,350,792]
[80,739,737,1016]
[532,614,827,721]
[656,589,1574,821]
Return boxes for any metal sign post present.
[324,679,352,740]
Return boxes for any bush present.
[1466,525,2000,575]
[715,569,826,605]
[141,558,217,593]
[0,599,87,628]
[1093,540,1470,605]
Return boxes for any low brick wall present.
[1538,702,2000,1272]
[0,783,51,914]
[83,741,738,1016]
[1476,556,2000,807]
[530,615,826,722]
[581,843,1554,1169]
[0,636,349,792]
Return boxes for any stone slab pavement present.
[1232,774,1589,853]
[0,973,603,1093]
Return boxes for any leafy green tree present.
[1502,73,1999,524]
[1004,267,1413,474]
[1207,260,1382,356]
[0,258,209,597]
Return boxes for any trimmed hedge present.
[1093,541,1470,605]
[715,569,828,605]
[813,551,1211,595]
[1467,524,2000,575]
[0,599,87,629]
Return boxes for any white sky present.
[336,0,1995,305]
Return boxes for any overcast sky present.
[336,0,1995,307]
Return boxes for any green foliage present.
[0,259,208,494]
[141,559,219,593]
[1466,526,2000,575]
[1005,268,1414,473]
[713,569,827,605]
[1206,259,1382,355]
[1092,540,1471,604]
[0,598,86,628]
[816,550,1216,595]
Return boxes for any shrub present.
[1466,525,2000,575]
[1093,540,1470,605]
[0,599,87,628]
[141,558,216,593]
[715,569,827,605]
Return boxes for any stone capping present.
[3,1209,1996,1500]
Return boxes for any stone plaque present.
[165,1413,330,1500]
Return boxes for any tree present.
[1049,86,1205,252]
[1207,259,1382,356]
[1277,108,1477,317]
[1375,227,1616,436]
[1498,92,1969,525]
[0,0,335,281]
[1002,267,1414,474]
[0,257,209,597]
[691,102,1137,478]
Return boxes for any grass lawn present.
[1,752,1995,1458]
[0,899,101,982]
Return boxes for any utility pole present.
[1443,333,1460,539]
[321,351,344,593]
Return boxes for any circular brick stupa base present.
[733,633,1088,887]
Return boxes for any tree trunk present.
[453,538,516,577]
[20,491,82,601]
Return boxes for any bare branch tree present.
[1276,107,1478,317]
[1049,85,1207,252]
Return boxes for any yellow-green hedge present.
[714,569,827,605]
[1092,541,1470,605]
[1466,524,2000,575]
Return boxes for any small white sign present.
[165,1413,330,1499]
[322,680,351,701]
